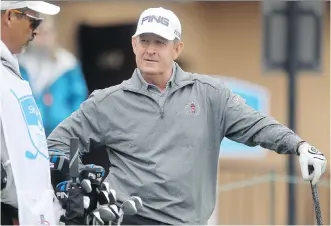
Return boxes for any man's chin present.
[142,68,159,76]
[17,42,30,54]
[20,46,27,54]
[13,46,26,55]
[141,64,159,73]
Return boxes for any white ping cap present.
[133,7,181,41]
[1,1,60,15]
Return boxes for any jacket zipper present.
[123,81,194,119]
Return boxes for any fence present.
[212,168,330,225]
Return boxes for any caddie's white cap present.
[133,7,181,41]
[1,1,60,15]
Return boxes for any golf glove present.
[298,142,327,185]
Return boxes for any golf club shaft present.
[308,165,323,225]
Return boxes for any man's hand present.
[298,142,327,185]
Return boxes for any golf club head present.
[80,164,105,185]
[49,149,69,172]
[84,196,90,209]
[100,182,117,204]
[55,181,69,208]
[98,182,117,205]
[49,150,70,190]
[81,179,92,193]
[98,190,111,205]
[109,189,117,205]
[129,196,143,211]
[121,199,137,215]
[91,210,104,225]
[109,204,120,219]
[100,181,110,191]
[99,205,117,222]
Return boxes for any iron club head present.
[121,199,137,215]
[129,196,143,211]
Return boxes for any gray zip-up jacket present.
[47,62,303,224]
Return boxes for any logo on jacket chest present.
[184,101,200,116]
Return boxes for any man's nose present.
[29,26,40,42]
[29,32,37,42]
[33,26,40,35]
[146,43,156,54]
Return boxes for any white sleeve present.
[0,76,3,155]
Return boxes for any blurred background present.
[20,1,330,225]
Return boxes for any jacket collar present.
[0,40,22,79]
[136,62,177,90]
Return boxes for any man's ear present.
[2,10,12,27]
[173,41,184,60]
[132,36,137,55]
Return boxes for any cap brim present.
[133,27,176,41]
[27,1,60,15]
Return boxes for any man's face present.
[132,33,183,76]
[4,9,43,54]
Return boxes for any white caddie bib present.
[0,73,56,225]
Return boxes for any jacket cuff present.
[281,134,305,155]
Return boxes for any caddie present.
[1,2,118,225]
[0,1,62,225]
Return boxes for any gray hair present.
[173,38,180,45]
[136,35,180,45]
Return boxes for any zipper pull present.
[160,108,164,119]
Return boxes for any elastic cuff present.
[296,140,307,156]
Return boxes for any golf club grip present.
[308,165,323,225]
[310,182,323,225]
[69,137,80,182]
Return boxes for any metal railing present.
[213,172,330,225]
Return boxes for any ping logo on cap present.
[174,29,181,38]
[141,15,169,27]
